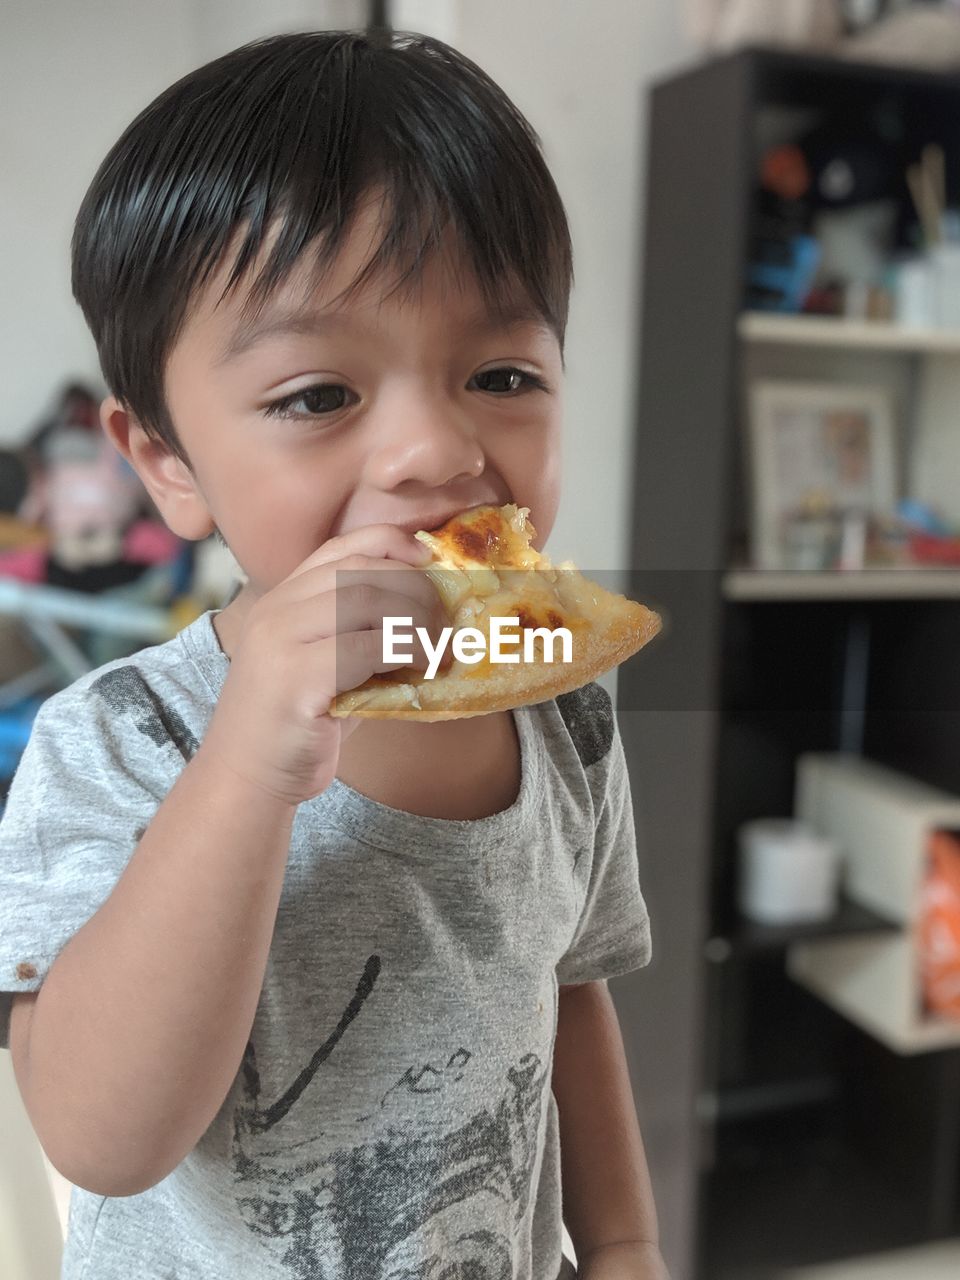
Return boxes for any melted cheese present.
[410,504,590,680]
[414,503,550,573]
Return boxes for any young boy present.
[0,30,667,1280]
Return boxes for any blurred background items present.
[626,28,960,1280]
[689,0,960,68]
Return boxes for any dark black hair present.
[71,29,574,467]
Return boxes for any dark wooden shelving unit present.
[719,892,900,955]
[612,46,960,1280]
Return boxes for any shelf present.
[718,893,900,955]
[700,1103,936,1280]
[738,311,960,354]
[638,47,960,1274]
[783,755,960,1055]
[788,936,960,1055]
[722,567,960,601]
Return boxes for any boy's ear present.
[100,395,215,542]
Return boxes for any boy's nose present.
[365,397,485,487]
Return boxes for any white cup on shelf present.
[931,243,960,330]
[737,819,840,925]
[894,256,935,328]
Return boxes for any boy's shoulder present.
[534,681,631,833]
[549,680,615,770]
[27,611,221,753]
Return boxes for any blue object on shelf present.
[747,235,821,313]
[0,695,44,781]
[896,499,953,537]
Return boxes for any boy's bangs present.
[205,58,569,335]
[220,182,546,336]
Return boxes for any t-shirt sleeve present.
[554,703,652,986]
[0,677,177,1049]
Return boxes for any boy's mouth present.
[394,501,499,536]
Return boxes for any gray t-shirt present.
[0,610,652,1280]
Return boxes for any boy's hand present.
[577,1241,671,1280]
[201,525,451,809]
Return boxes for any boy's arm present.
[6,525,438,1199]
[552,980,670,1279]
[10,739,297,1197]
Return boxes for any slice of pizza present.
[327,503,662,721]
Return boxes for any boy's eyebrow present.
[215,301,550,364]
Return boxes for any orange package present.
[919,830,960,1020]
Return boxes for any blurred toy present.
[19,425,147,590]
[28,428,142,568]
[868,499,960,566]
[750,142,817,311]
[16,381,162,592]
[907,533,960,564]
[895,497,960,563]
[746,234,822,311]
[751,105,907,313]
[896,497,953,536]
[761,144,813,204]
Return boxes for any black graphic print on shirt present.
[231,955,550,1279]
[92,667,199,759]
[554,682,613,769]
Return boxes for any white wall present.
[193,0,367,61]
[0,0,197,445]
[0,1,368,448]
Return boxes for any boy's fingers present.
[341,585,452,671]
[270,570,453,665]
[283,525,432,584]
[281,559,446,623]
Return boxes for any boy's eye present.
[264,384,354,419]
[263,366,548,422]
[471,367,548,395]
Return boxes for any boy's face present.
[104,195,563,629]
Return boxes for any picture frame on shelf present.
[747,380,899,570]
